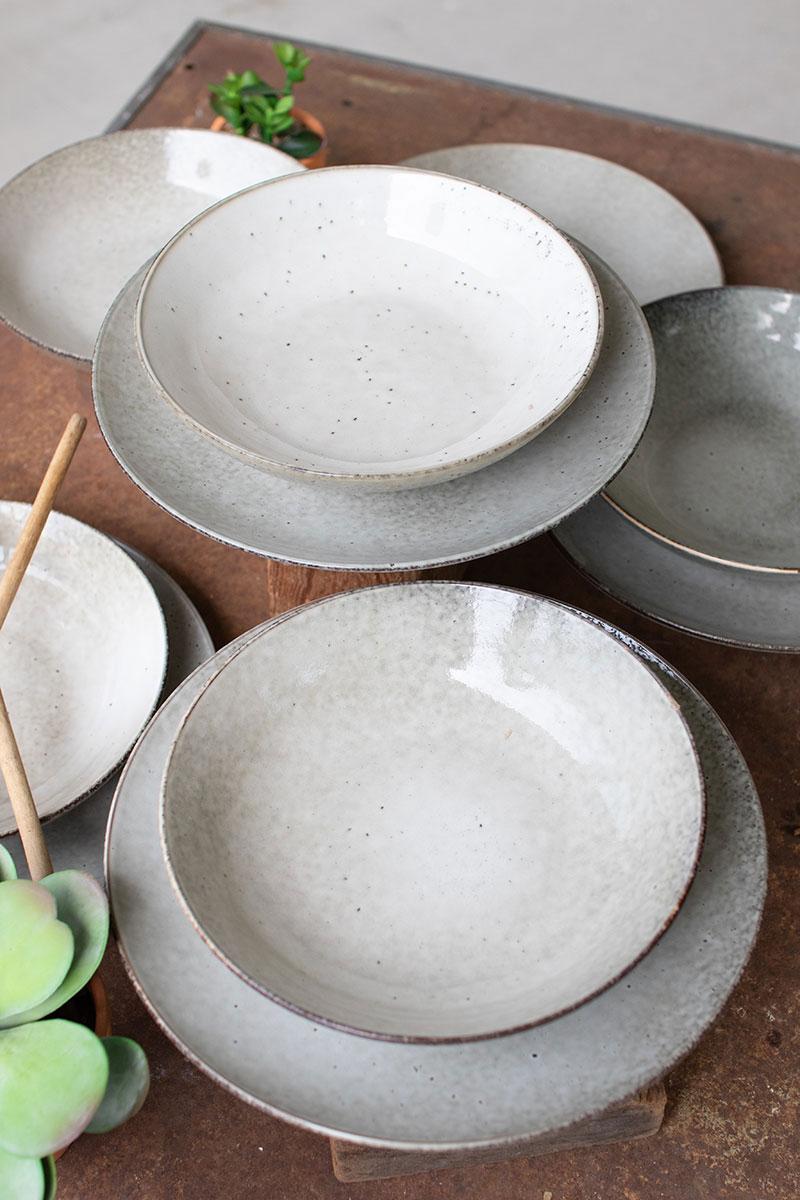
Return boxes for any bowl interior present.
[606,287,800,570]
[0,129,304,359]
[162,584,704,1042]
[0,502,167,833]
[137,166,602,481]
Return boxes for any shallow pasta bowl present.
[136,165,603,490]
[160,583,704,1043]
[605,286,800,572]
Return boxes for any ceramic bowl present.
[136,165,604,489]
[605,287,800,572]
[160,583,704,1043]
[0,128,304,360]
[0,502,167,834]
[401,143,724,305]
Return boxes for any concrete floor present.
[1,0,797,183]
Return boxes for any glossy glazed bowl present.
[136,166,603,490]
[160,583,704,1043]
[605,286,800,572]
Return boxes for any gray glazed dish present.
[105,598,766,1150]
[605,287,800,573]
[160,583,705,1044]
[0,128,304,360]
[93,246,654,571]
[554,494,800,652]
[401,143,724,305]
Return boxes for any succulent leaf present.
[0,1020,109,1158]
[0,1144,45,1200]
[0,845,17,881]
[0,871,110,1028]
[86,1037,150,1134]
[0,882,73,1022]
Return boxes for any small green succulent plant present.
[0,855,149,1198]
[208,41,322,159]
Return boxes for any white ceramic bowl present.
[161,583,704,1043]
[0,129,304,360]
[136,166,603,490]
[0,501,167,834]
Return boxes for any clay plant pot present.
[209,107,328,169]
[52,974,111,1161]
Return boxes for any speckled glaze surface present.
[1,543,213,880]
[0,129,304,360]
[0,503,168,835]
[94,247,653,570]
[605,287,800,572]
[554,495,800,651]
[161,584,704,1043]
[402,144,724,306]
[136,165,603,488]
[106,596,765,1149]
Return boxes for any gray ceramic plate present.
[554,495,800,652]
[93,247,654,571]
[605,287,800,572]
[401,143,723,305]
[105,597,766,1150]
[0,129,304,360]
[1,542,213,881]
[161,584,704,1043]
[0,502,168,835]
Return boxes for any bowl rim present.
[603,284,800,575]
[158,580,706,1045]
[134,163,605,489]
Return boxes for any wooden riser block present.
[329,1082,666,1182]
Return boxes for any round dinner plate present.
[0,502,168,834]
[554,495,800,652]
[106,598,766,1149]
[605,287,800,573]
[136,166,603,489]
[1,543,213,882]
[401,143,723,305]
[94,247,654,571]
[161,584,704,1043]
[0,129,304,360]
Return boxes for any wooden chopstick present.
[0,413,85,629]
[0,413,86,877]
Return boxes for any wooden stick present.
[0,689,52,880]
[0,414,86,630]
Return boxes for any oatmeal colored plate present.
[402,143,723,305]
[106,600,765,1149]
[605,287,800,572]
[0,129,304,360]
[136,165,603,489]
[0,503,167,835]
[161,584,704,1043]
[94,247,652,570]
[554,494,800,652]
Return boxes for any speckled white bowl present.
[136,165,603,489]
[0,129,304,361]
[161,583,704,1043]
[0,501,167,834]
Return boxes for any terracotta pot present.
[209,107,328,169]
[52,974,111,1161]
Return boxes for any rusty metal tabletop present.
[2,20,798,1198]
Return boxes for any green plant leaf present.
[0,1020,109,1158]
[86,1038,150,1134]
[274,94,294,114]
[0,882,73,1022]
[0,844,17,881]
[273,41,296,66]
[277,128,323,159]
[0,1144,46,1200]
[241,81,278,99]
[41,1156,57,1200]
[238,68,262,88]
[0,871,109,1029]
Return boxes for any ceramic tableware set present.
[0,129,778,1153]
